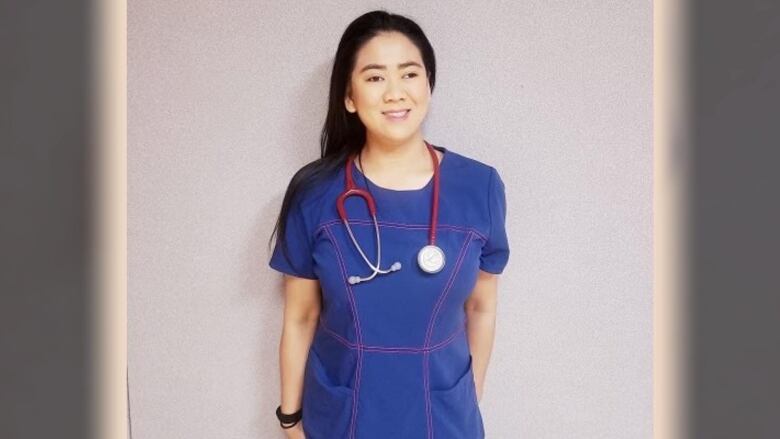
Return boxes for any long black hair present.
[267,10,437,268]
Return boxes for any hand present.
[283,421,305,439]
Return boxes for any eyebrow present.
[358,61,424,74]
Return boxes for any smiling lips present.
[383,109,410,121]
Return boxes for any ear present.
[345,95,356,113]
[344,88,356,113]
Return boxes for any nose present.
[383,77,406,102]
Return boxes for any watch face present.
[418,245,445,273]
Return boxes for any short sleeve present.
[479,167,510,274]
[268,198,318,279]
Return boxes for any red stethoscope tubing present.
[336,141,440,245]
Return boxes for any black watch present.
[276,405,302,429]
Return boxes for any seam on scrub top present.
[319,318,467,353]
[314,218,488,242]
[422,231,475,439]
[324,225,363,439]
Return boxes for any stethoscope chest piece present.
[417,244,445,274]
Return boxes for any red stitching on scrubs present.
[364,325,465,354]
[323,224,476,438]
[324,225,363,439]
[318,320,356,348]
[422,231,474,439]
[319,318,467,353]
[314,218,488,242]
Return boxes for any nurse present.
[268,10,509,439]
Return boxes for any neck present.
[359,133,428,172]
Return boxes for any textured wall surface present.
[128,1,652,437]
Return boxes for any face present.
[345,31,431,144]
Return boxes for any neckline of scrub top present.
[351,145,448,194]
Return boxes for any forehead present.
[353,31,423,67]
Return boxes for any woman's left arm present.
[464,269,500,404]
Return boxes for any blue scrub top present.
[269,145,509,439]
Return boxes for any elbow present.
[464,299,497,315]
[305,309,321,324]
[294,309,321,326]
[284,304,321,327]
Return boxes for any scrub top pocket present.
[429,354,484,438]
[302,347,354,439]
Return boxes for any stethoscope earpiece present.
[347,261,402,285]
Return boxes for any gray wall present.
[128,1,652,437]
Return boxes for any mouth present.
[382,109,411,120]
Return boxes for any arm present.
[279,274,322,431]
[464,269,499,404]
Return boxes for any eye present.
[404,72,419,79]
[366,76,383,82]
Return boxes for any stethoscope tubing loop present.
[336,187,376,219]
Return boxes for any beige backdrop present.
[128,1,652,437]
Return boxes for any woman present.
[268,10,509,439]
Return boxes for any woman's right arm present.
[279,274,322,437]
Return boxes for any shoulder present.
[437,145,505,239]
[288,159,341,205]
[440,146,502,191]
[286,158,343,231]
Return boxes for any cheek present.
[412,93,430,116]
[352,90,383,114]
[415,82,432,100]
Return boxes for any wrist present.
[280,403,301,413]
[276,404,303,429]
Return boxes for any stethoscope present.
[336,141,445,285]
